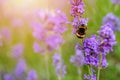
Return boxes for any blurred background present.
[0,0,120,80]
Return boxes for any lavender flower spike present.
[26,70,38,80]
[111,0,120,4]
[84,74,96,80]
[83,35,99,67]
[14,59,26,79]
[11,43,24,58]
[69,0,85,17]
[46,35,64,51]
[103,13,120,32]
[70,43,84,67]
[3,74,15,80]
[53,53,66,78]
[98,23,116,54]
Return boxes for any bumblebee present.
[76,24,87,38]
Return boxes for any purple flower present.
[11,43,24,58]
[14,59,26,78]
[99,23,116,42]
[77,3,85,14]
[0,27,12,42]
[103,13,120,32]
[32,22,46,41]
[98,23,116,54]
[53,53,66,78]
[33,42,43,54]
[111,0,120,4]
[72,16,79,34]
[3,74,15,80]
[47,10,68,34]
[0,34,3,46]
[26,70,37,80]
[11,18,23,28]
[99,39,113,54]
[69,0,82,6]
[80,18,88,25]
[101,55,108,68]
[85,55,99,67]
[46,35,64,51]
[70,43,84,67]
[70,0,84,17]
[84,74,96,80]
[83,35,99,67]
[53,25,67,34]
[37,9,68,34]
[84,35,99,55]
[53,10,68,25]
[72,16,79,27]
[32,10,68,52]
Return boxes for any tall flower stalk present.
[32,9,68,80]
[53,53,66,80]
[69,0,117,80]
[69,0,88,79]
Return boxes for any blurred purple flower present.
[0,34,3,46]
[0,27,12,42]
[70,43,84,67]
[84,74,96,80]
[14,59,27,78]
[11,43,24,58]
[54,10,68,25]
[32,22,46,41]
[46,35,64,51]
[111,0,120,4]
[3,74,15,80]
[33,10,68,53]
[53,53,66,78]
[103,13,120,32]
[26,70,37,80]
[53,25,67,34]
[52,10,68,34]
[33,42,43,54]
[46,10,68,34]
[11,18,23,28]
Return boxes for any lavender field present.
[0,0,120,80]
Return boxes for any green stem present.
[58,47,62,80]
[114,5,119,12]
[97,54,102,80]
[58,76,62,80]
[87,65,93,80]
[44,54,50,80]
[87,65,92,75]
[97,68,101,80]
[78,67,82,80]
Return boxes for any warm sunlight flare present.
[2,0,48,13]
